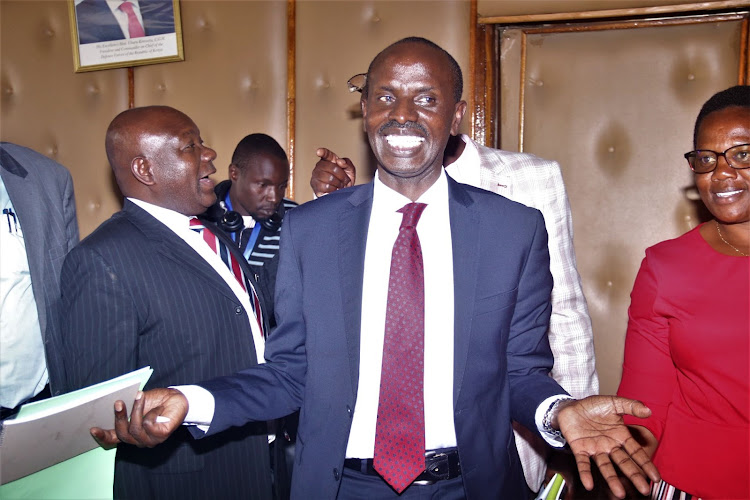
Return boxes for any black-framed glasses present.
[347,73,366,93]
[684,143,750,173]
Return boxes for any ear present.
[131,156,155,186]
[229,163,240,181]
[450,100,468,136]
[360,98,368,132]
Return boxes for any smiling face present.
[139,109,218,216]
[229,153,289,220]
[694,105,750,225]
[361,42,466,198]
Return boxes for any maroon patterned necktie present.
[373,202,427,493]
[118,1,146,38]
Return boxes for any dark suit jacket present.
[59,200,272,500]
[0,143,78,398]
[76,0,175,45]
[207,179,298,329]
[198,177,567,499]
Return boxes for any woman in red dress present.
[617,86,750,500]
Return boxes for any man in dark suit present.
[0,143,78,417]
[94,39,660,499]
[75,0,175,45]
[59,106,273,499]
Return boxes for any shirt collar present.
[128,197,192,230]
[372,167,449,212]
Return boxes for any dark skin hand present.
[90,388,188,449]
[554,396,661,499]
[311,148,356,197]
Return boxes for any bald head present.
[105,105,218,215]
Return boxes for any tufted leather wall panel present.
[0,0,129,236]
[294,0,469,202]
[133,0,288,190]
[499,17,744,393]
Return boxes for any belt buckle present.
[425,452,450,481]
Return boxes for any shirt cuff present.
[535,395,575,448]
[170,384,215,432]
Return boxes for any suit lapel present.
[123,201,239,303]
[447,178,481,404]
[339,185,373,397]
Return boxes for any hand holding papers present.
[0,366,152,493]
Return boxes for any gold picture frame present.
[69,0,184,73]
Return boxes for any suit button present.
[346,405,352,417]
[235,306,243,314]
[333,468,340,480]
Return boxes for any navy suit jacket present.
[0,143,78,398]
[199,177,566,499]
[75,0,175,45]
[60,200,272,500]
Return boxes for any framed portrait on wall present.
[68,0,184,72]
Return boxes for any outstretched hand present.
[556,396,660,499]
[311,148,356,196]
[90,388,189,449]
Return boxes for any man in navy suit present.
[75,0,175,45]
[60,106,274,499]
[94,39,659,499]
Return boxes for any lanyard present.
[225,193,261,260]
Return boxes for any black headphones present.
[219,203,244,233]
[209,200,283,234]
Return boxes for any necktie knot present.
[397,202,427,229]
[189,217,203,231]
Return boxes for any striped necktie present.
[190,218,265,339]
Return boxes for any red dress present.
[617,224,749,499]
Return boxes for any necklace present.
[715,221,748,257]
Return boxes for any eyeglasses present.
[347,73,366,93]
[684,143,750,173]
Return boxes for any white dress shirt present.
[0,177,46,408]
[346,169,457,458]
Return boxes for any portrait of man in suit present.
[75,0,175,45]
[59,106,275,500]
[94,39,660,499]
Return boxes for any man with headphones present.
[205,133,297,329]
[205,134,298,499]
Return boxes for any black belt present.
[344,448,461,484]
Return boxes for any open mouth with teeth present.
[385,135,425,150]
[716,189,744,198]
